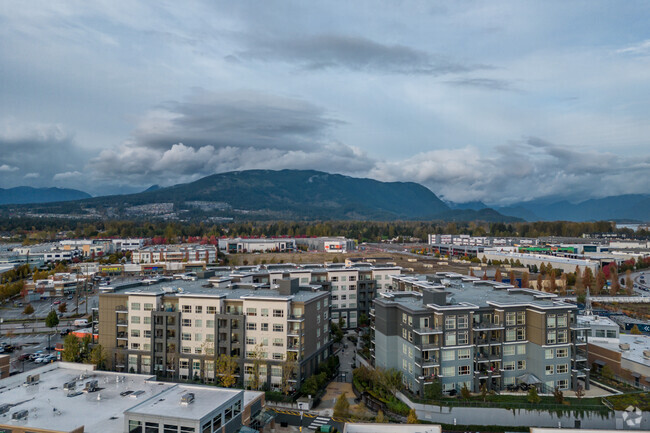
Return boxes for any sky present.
[1,1,650,205]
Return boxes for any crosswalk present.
[307,416,330,430]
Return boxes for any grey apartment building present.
[371,273,590,396]
[97,278,331,393]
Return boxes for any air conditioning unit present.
[12,410,28,420]
[643,350,650,360]
[619,343,630,351]
[180,392,195,405]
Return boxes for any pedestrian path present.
[307,416,329,430]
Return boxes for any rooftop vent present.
[180,392,195,405]
[643,350,650,360]
[619,343,630,351]
[12,410,28,420]
[0,404,11,415]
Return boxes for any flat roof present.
[589,334,650,367]
[344,423,441,433]
[0,363,263,433]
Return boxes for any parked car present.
[60,329,71,337]
[17,354,30,362]
[53,300,61,305]
[67,295,73,300]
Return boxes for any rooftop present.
[589,334,650,367]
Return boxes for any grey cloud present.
[132,90,340,151]
[446,78,517,92]
[235,34,488,75]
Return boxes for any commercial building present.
[428,234,538,247]
[22,272,86,300]
[372,273,589,396]
[0,362,267,433]
[217,238,296,254]
[295,237,356,253]
[588,334,650,390]
[132,245,218,265]
[478,250,599,274]
[97,278,332,393]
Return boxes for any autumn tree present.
[469,268,475,277]
[536,273,544,291]
[574,266,585,295]
[583,268,594,290]
[216,354,239,388]
[281,359,297,395]
[334,393,350,418]
[560,273,568,295]
[249,344,265,390]
[575,384,585,400]
[58,302,67,313]
[630,325,643,335]
[540,263,547,275]
[407,408,418,424]
[482,271,488,281]
[509,270,517,287]
[521,272,530,288]
[375,410,388,423]
[625,270,634,295]
[494,268,502,282]
[595,270,607,294]
[22,304,34,315]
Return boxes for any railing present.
[413,326,443,335]
[473,321,503,330]
[116,320,128,326]
[475,338,501,345]
[287,315,305,321]
[115,305,128,313]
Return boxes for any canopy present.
[516,373,542,384]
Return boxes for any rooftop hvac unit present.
[180,392,195,405]
[643,350,650,360]
[12,410,28,420]
[0,404,11,415]
[25,374,40,385]
[619,343,630,351]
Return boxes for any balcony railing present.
[413,326,443,335]
[115,305,128,313]
[473,321,504,330]
[117,320,128,326]
[287,315,305,322]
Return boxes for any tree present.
[560,274,568,295]
[90,344,107,369]
[630,325,643,335]
[62,334,80,362]
[281,360,297,395]
[358,313,368,327]
[527,386,541,404]
[424,379,442,400]
[509,270,517,287]
[536,273,543,291]
[494,269,502,282]
[216,354,239,388]
[575,384,585,400]
[575,266,585,295]
[601,364,614,379]
[583,268,594,290]
[595,270,607,295]
[460,383,471,399]
[479,383,489,402]
[45,309,59,329]
[553,386,564,404]
[482,270,488,281]
[540,263,547,275]
[548,270,557,293]
[625,270,634,295]
[333,393,350,418]
[22,304,34,315]
[521,272,529,288]
[81,334,92,360]
[406,408,418,424]
[249,344,264,390]
[58,302,67,313]
[375,410,388,423]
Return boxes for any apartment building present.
[132,245,218,265]
[218,263,401,329]
[372,273,589,397]
[97,278,331,393]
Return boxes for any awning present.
[517,373,541,384]
[594,359,606,367]
[631,372,641,378]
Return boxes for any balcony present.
[117,320,128,327]
[287,326,302,337]
[415,356,440,368]
[115,305,128,313]
[413,326,443,335]
[475,338,501,346]
[288,315,305,322]
[369,309,375,317]
[287,344,300,351]
[473,321,504,331]
[116,332,128,340]
[476,352,501,363]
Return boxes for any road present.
[631,270,649,296]
[268,408,345,431]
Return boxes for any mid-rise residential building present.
[132,245,218,265]
[97,278,331,393]
[372,273,589,396]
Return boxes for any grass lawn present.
[606,393,650,411]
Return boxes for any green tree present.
[601,364,614,379]
[423,379,442,400]
[527,386,541,404]
[333,393,350,418]
[22,304,34,315]
[90,344,107,369]
[406,408,418,424]
[375,410,388,423]
[45,309,59,329]
[460,383,471,399]
[249,344,265,390]
[81,334,92,360]
[62,334,81,362]
[216,354,239,388]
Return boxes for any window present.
[547,314,556,328]
[195,306,202,314]
[408,316,412,326]
[131,303,141,311]
[207,306,217,314]
[506,312,516,326]
[182,346,191,354]
[182,319,192,327]
[246,323,257,331]
[504,361,515,371]
[556,348,568,358]
[458,365,471,376]
[195,333,202,342]
[131,316,141,324]
[144,330,151,338]
[556,364,568,374]
[503,345,515,356]
[273,353,283,360]
[145,422,161,433]
[180,360,189,368]
[557,330,568,344]
[129,420,142,433]
[458,348,471,360]
[261,323,269,331]
[273,338,283,347]
[206,319,214,328]
[557,379,569,390]
[506,329,516,342]
[131,343,140,350]
[182,305,191,313]
[517,312,526,325]
[442,366,455,377]
[557,314,567,327]
[144,303,153,311]
[205,334,214,342]
[131,329,140,338]
[261,309,269,317]
[516,328,526,340]
[445,332,456,346]
[457,315,468,329]
[517,360,526,370]
[212,414,222,430]
[143,316,151,325]
[546,365,554,375]
[442,350,455,361]
[246,337,256,345]
[445,315,456,330]
[547,330,556,344]
[273,324,284,332]
[181,333,191,341]
[273,309,284,317]
[545,349,554,359]
[246,308,257,316]
[606,330,617,338]
[457,331,468,345]
[194,319,202,328]
[516,344,526,355]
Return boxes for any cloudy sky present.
[1,1,650,205]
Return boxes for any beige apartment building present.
[97,278,331,393]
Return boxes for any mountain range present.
[3,170,648,222]
[1,170,519,222]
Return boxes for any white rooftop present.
[590,334,650,367]
[344,424,441,433]
[576,314,619,328]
